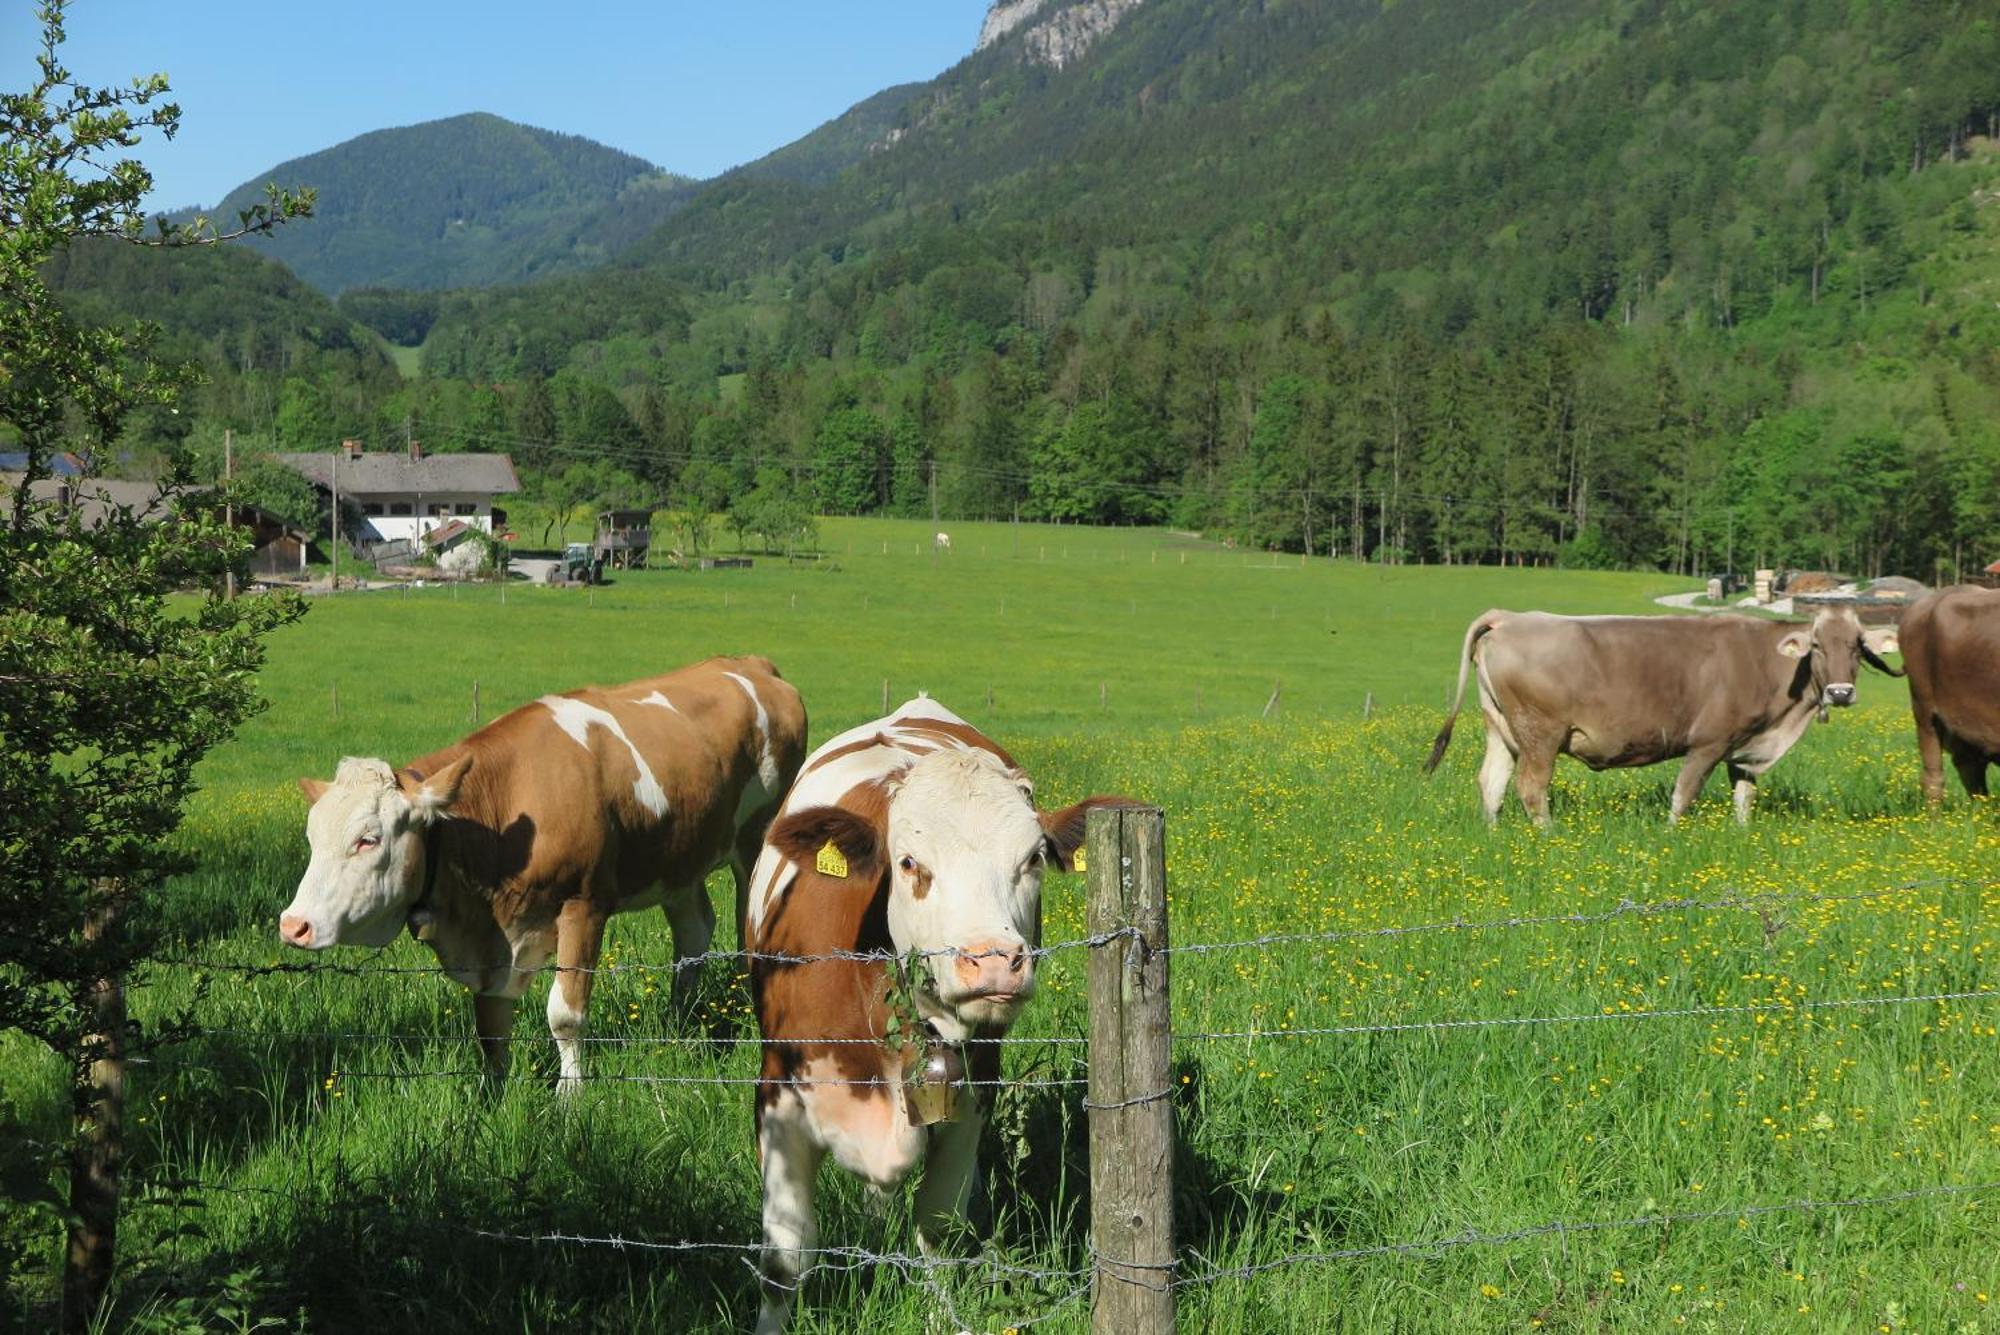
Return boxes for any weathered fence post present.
[1086,805,1174,1335]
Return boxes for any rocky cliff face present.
[976,0,1051,51]
[976,0,1147,69]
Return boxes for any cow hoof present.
[554,1075,583,1097]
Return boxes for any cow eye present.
[353,834,380,853]
[898,855,916,873]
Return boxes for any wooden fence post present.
[1086,805,1174,1335]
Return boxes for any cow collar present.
[406,819,448,941]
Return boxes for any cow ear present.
[401,754,472,823]
[1039,796,1145,873]
[298,777,330,805]
[1776,629,1812,659]
[768,804,884,881]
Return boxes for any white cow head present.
[767,749,1130,1030]
[279,755,471,949]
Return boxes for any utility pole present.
[223,428,236,600]
[928,458,939,558]
[330,444,339,593]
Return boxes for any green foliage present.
[812,405,885,514]
[0,0,309,1247]
[335,287,441,345]
[729,466,817,554]
[531,457,643,548]
[0,487,308,1042]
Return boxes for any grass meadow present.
[4,516,1997,1333]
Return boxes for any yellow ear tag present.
[815,841,849,879]
[1071,845,1086,873]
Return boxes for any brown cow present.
[1898,584,2000,804]
[744,695,1136,1333]
[279,656,806,1088]
[1426,608,1899,824]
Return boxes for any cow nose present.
[279,914,314,948]
[953,940,1032,995]
[1825,684,1855,706]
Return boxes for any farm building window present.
[455,503,476,516]
[362,503,382,516]
[389,502,412,516]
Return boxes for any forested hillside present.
[52,0,2000,577]
[198,113,694,294]
[46,239,400,445]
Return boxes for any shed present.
[594,509,652,569]
[235,504,318,579]
[420,518,491,576]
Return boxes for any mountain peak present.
[976,0,1148,69]
[200,113,683,293]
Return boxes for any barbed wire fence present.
[131,827,2000,1332]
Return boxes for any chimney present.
[55,481,71,509]
[408,439,423,462]
[342,438,362,460]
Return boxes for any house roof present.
[421,518,474,549]
[0,473,170,526]
[276,451,520,496]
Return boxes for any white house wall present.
[351,493,499,544]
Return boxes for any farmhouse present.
[277,440,519,546]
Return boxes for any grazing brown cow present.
[1898,585,2000,804]
[279,656,806,1088]
[1426,608,1899,824]
[744,695,1136,1333]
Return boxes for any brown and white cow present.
[1426,608,1900,824]
[278,656,806,1089]
[745,695,1135,1333]
[1898,584,2000,804]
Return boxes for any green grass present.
[5,517,1995,1333]
[385,343,424,379]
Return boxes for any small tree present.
[733,466,817,555]
[665,459,731,558]
[0,7,311,1327]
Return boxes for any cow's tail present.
[1425,613,1501,774]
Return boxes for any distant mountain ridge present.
[199,112,697,294]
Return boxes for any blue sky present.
[4,1,991,209]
